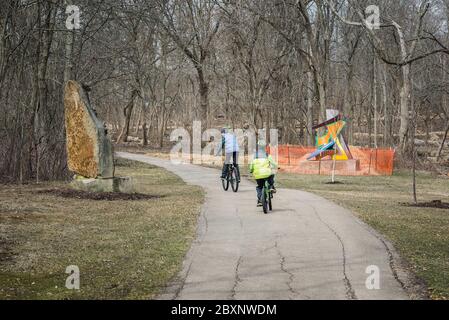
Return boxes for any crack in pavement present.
[274,241,297,299]
[378,236,405,288]
[353,218,409,292]
[354,218,405,290]
[273,240,312,300]
[200,205,209,242]
[230,256,243,300]
[373,234,429,299]
[360,222,428,298]
[235,207,244,231]
[173,261,193,300]
[261,243,277,253]
[308,204,358,300]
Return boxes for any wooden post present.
[368,149,373,175]
[331,149,337,183]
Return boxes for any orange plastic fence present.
[268,145,395,176]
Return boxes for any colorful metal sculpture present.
[307,112,353,161]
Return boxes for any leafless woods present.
[1,0,449,182]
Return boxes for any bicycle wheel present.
[268,192,273,211]
[222,166,230,191]
[261,186,268,214]
[230,167,239,192]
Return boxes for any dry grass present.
[0,158,204,299]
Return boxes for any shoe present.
[257,201,262,207]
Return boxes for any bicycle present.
[260,179,274,214]
[222,163,240,192]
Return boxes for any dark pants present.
[256,175,275,201]
[221,152,239,179]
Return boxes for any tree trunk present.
[118,90,138,143]
[306,71,314,145]
[398,64,411,154]
[343,66,353,118]
[133,106,142,135]
[382,64,392,147]
[367,102,372,147]
[394,22,412,154]
[314,69,327,122]
[411,97,418,204]
[197,67,209,125]
[142,122,148,146]
[424,107,430,150]
[437,121,449,160]
[34,2,56,182]
[63,0,75,84]
[373,53,378,148]
[158,112,166,148]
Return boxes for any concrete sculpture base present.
[70,176,134,193]
[287,159,360,175]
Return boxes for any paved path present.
[118,152,412,300]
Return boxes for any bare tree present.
[152,0,220,126]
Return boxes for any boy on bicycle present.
[249,141,277,207]
[216,126,240,182]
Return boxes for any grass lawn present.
[0,158,204,299]
[276,170,449,300]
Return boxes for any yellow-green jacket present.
[249,154,277,180]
